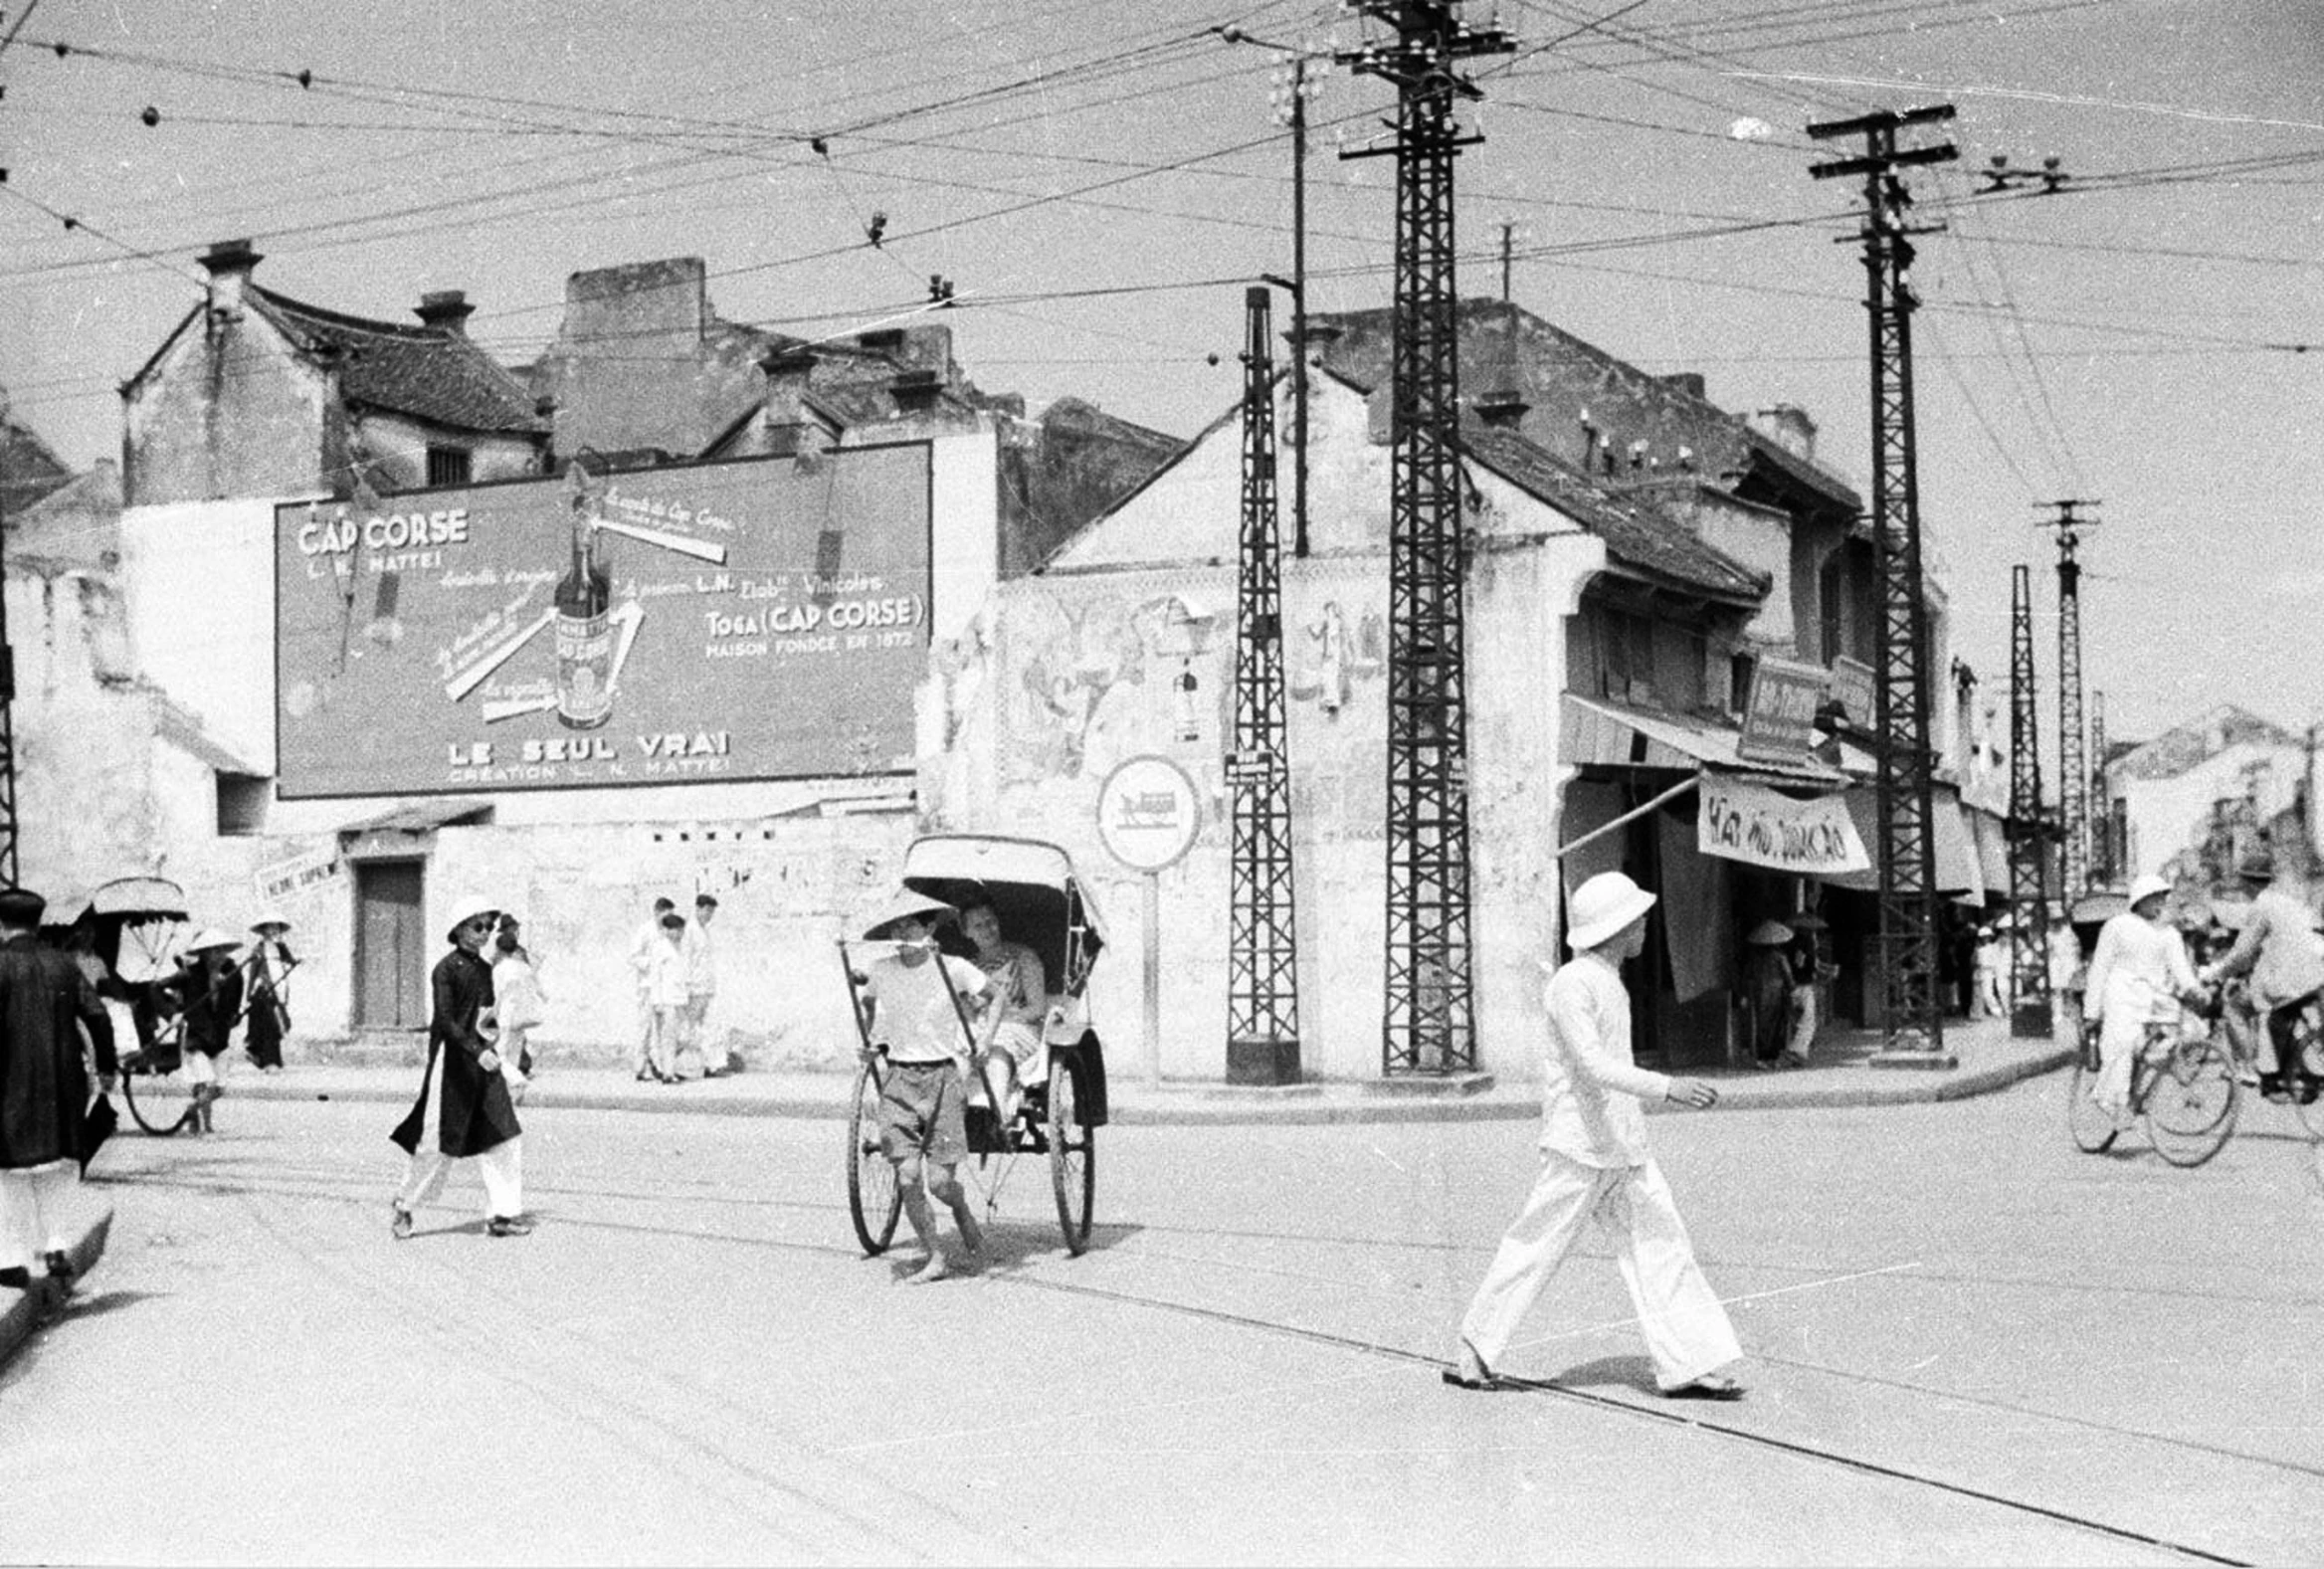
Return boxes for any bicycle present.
[2066,988,2239,1167]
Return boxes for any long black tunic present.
[390,946,520,1158]
[0,933,106,1169]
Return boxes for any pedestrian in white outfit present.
[2084,874,2199,1122]
[628,897,676,1081]
[1448,871,1744,1400]
[681,894,727,1077]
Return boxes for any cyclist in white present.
[2084,874,2199,1125]
[2201,855,2324,1105]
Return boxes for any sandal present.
[1663,1373,1744,1401]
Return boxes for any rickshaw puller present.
[857,891,992,1283]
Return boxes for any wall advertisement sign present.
[275,446,932,797]
[1737,655,1829,764]
[1696,775,1869,875]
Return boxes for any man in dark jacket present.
[389,896,531,1239]
[0,887,107,1292]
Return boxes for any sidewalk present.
[216,1014,2065,1127]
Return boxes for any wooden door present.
[354,860,427,1028]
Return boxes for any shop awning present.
[1816,784,1985,897]
[337,799,496,836]
[1562,693,1848,787]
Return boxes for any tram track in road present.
[990,1273,2256,1568]
[84,1108,2299,1563]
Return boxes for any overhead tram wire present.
[0,21,1250,261]
[0,40,1299,289]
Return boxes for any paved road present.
[3,1073,2319,1565]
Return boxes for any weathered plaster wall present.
[2120,740,2305,880]
[926,373,1607,1082]
[351,412,540,490]
[113,804,916,1058]
[117,496,278,768]
[6,568,160,891]
[124,310,329,505]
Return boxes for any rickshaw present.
[841,835,1109,1257]
[84,876,203,1137]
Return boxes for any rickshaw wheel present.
[120,1051,196,1137]
[846,1060,901,1256]
[2064,1030,2115,1154]
[1047,1058,1094,1255]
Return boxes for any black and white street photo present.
[2,2,2321,1564]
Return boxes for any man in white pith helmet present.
[1446,871,1744,1401]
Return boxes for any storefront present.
[1559,694,1863,1069]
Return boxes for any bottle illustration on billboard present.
[555,457,616,729]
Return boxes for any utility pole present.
[1497,219,1515,302]
[1227,287,1303,1085]
[2007,564,2052,1037]
[1339,2,1509,1077]
[1810,103,1956,1068]
[1268,54,1321,558]
[0,477,18,888]
[2037,498,2099,899]
[2088,689,2110,886]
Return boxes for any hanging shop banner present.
[274,446,932,798]
[1737,656,1829,764]
[1697,775,1869,875]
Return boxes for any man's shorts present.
[878,1061,968,1166]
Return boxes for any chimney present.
[757,344,819,457]
[1749,402,1818,462]
[200,238,262,318]
[891,368,944,415]
[416,290,475,336]
[1660,371,1707,400]
[1473,388,1529,430]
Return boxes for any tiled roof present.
[1742,426,1860,514]
[255,290,547,436]
[1462,426,1767,602]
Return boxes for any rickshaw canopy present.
[899,835,1106,995]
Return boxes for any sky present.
[3,0,2320,747]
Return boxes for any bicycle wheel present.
[2145,1039,2239,1168]
[2293,1025,2324,1139]
[845,1060,900,1256]
[1047,1058,1095,1255]
[2066,1040,2117,1154]
[120,1052,196,1137]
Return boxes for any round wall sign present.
[1095,754,1203,873]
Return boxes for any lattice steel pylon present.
[1227,287,1302,1084]
[1811,105,1956,1064]
[1338,2,1509,1077]
[2007,564,2052,1038]
[2038,499,2098,898]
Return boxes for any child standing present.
[854,890,993,1283]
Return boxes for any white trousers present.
[684,994,725,1073]
[1458,1151,1742,1391]
[396,1138,523,1220]
[0,1160,82,1271]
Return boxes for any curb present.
[0,1209,113,1379]
[212,1051,2073,1127]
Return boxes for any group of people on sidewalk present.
[627,893,726,1084]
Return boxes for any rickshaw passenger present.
[958,897,1049,1121]
[858,892,991,1283]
